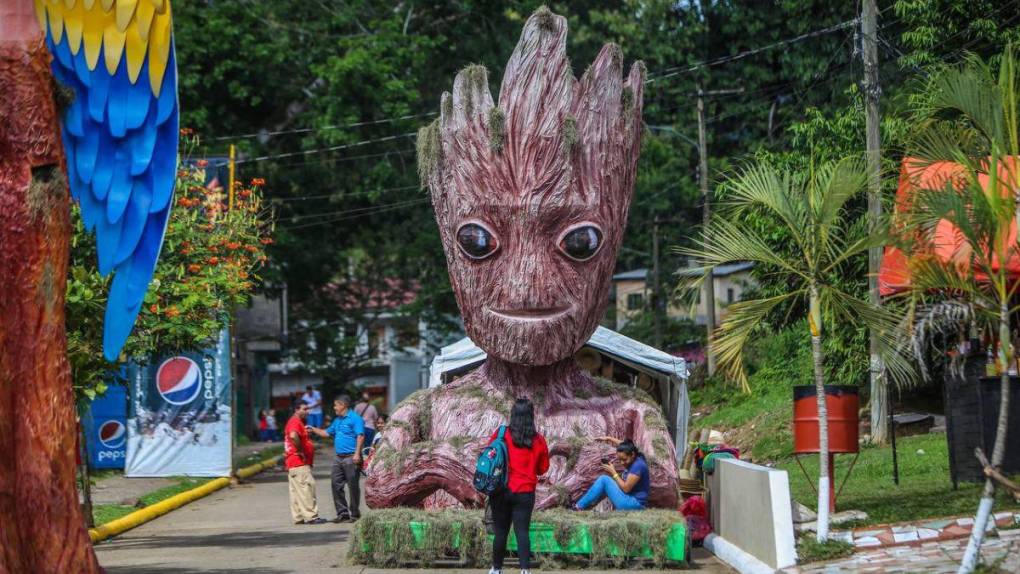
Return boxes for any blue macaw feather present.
[71,43,93,88]
[156,48,177,126]
[95,200,124,276]
[106,148,133,223]
[75,126,99,184]
[87,50,110,123]
[42,12,179,361]
[103,206,171,361]
[149,117,178,213]
[129,109,158,176]
[113,174,154,267]
[125,65,151,131]
[107,60,131,138]
[89,131,115,200]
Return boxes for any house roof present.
[612,262,754,282]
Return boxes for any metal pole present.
[890,397,900,485]
[228,143,236,211]
[862,0,889,445]
[653,217,662,349]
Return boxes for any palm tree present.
[898,46,1020,574]
[677,157,912,541]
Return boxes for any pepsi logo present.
[156,357,203,405]
[98,420,126,449]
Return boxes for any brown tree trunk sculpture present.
[0,4,101,571]
[366,7,679,511]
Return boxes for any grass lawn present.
[778,432,1020,526]
[91,477,214,527]
[234,444,284,469]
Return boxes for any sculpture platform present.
[349,508,689,569]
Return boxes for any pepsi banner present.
[125,329,232,477]
[83,383,128,469]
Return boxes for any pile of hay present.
[348,508,688,569]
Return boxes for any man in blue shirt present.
[308,395,364,522]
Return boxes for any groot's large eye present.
[456,223,499,260]
[558,225,604,261]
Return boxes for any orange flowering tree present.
[67,134,274,400]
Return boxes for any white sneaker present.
[521,570,532,574]
[487,569,501,574]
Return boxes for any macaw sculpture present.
[366,7,680,510]
[0,0,176,570]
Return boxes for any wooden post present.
[697,87,717,377]
[696,87,742,376]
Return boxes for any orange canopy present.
[878,157,1020,296]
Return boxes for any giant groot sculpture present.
[366,8,679,510]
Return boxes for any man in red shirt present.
[285,404,326,524]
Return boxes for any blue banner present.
[125,329,232,477]
[83,384,128,469]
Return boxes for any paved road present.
[96,447,731,573]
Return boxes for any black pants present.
[331,454,361,519]
[491,490,536,570]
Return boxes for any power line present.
[279,199,430,231]
[234,132,416,164]
[646,18,859,84]
[276,198,426,223]
[270,184,419,204]
[210,113,436,142]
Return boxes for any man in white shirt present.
[302,386,323,428]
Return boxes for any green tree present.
[677,157,911,540]
[897,47,1020,574]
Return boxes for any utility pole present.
[652,217,662,349]
[862,0,888,444]
[696,86,742,376]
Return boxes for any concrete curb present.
[89,454,283,543]
[704,533,778,574]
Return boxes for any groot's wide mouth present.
[487,305,572,321]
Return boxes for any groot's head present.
[420,7,644,366]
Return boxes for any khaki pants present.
[288,465,319,523]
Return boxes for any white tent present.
[428,326,691,457]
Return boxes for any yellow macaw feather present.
[34,0,173,96]
[115,0,138,32]
[147,4,171,96]
[63,0,85,55]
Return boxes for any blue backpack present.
[473,425,509,495]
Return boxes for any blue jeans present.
[576,475,645,510]
[307,413,323,428]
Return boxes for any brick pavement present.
[785,530,1020,573]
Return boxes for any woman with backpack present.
[572,437,650,511]
[487,398,549,574]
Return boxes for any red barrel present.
[793,385,860,454]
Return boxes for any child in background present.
[267,409,279,441]
[258,410,269,442]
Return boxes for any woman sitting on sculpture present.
[572,436,650,511]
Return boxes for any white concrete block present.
[707,458,796,570]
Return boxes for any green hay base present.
[349,508,689,569]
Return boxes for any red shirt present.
[284,416,315,469]
[489,429,550,494]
